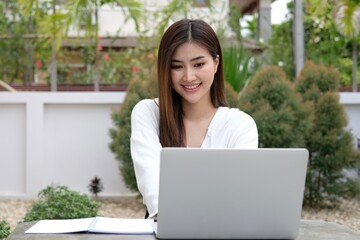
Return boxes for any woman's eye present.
[171,65,182,69]
[194,63,205,68]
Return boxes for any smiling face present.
[170,42,219,107]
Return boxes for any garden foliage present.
[266,0,359,88]
[0,220,10,240]
[0,0,33,85]
[223,45,251,93]
[23,185,101,222]
[295,61,360,206]
[239,62,359,206]
[239,65,311,148]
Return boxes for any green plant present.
[239,65,311,148]
[296,61,360,206]
[222,2,255,93]
[154,0,217,36]
[338,57,353,87]
[223,45,251,93]
[88,176,104,198]
[0,220,10,240]
[0,0,37,85]
[333,0,360,91]
[266,20,295,79]
[23,185,101,222]
[100,47,157,84]
[265,0,360,88]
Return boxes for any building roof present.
[229,0,259,15]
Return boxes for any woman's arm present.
[130,99,162,218]
[230,110,259,149]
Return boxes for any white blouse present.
[130,99,258,218]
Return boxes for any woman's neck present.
[181,98,218,148]
[182,99,217,122]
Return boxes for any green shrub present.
[23,185,101,222]
[0,220,10,240]
[295,61,360,206]
[239,65,311,148]
[239,61,360,206]
[296,61,339,102]
[110,72,242,192]
[109,74,158,192]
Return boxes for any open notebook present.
[154,148,309,239]
[25,217,154,234]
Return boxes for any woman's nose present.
[183,68,196,82]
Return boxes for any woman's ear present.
[214,55,220,73]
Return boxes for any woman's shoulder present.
[211,106,257,135]
[132,98,159,116]
[218,106,253,121]
[213,106,257,130]
[133,98,159,110]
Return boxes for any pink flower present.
[36,60,42,68]
[97,44,102,51]
[147,53,154,59]
[103,53,111,61]
[132,66,139,73]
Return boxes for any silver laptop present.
[154,148,309,239]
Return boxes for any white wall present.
[340,93,360,148]
[0,92,132,198]
[0,104,26,195]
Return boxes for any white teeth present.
[183,84,200,89]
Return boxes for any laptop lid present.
[156,148,309,239]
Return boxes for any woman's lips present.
[182,83,201,91]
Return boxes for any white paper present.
[25,217,154,234]
[89,217,154,234]
[25,218,95,234]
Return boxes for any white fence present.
[340,93,360,148]
[0,92,359,199]
[0,92,132,198]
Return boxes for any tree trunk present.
[25,43,34,86]
[25,15,35,86]
[50,0,57,92]
[352,39,358,92]
[93,3,100,92]
[50,46,57,92]
[293,0,305,77]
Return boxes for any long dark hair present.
[157,19,227,147]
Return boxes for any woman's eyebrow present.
[171,56,205,63]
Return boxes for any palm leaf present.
[223,44,251,93]
[334,0,360,39]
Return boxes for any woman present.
[130,19,258,218]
